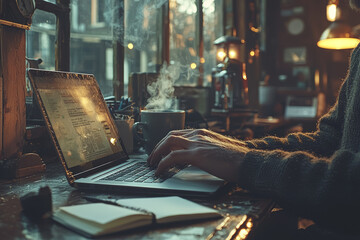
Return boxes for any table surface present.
[0,159,274,240]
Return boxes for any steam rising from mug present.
[145,63,180,110]
[102,0,200,95]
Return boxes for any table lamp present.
[211,36,248,110]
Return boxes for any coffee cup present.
[132,109,185,154]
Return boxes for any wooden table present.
[0,159,274,240]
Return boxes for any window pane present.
[70,0,115,98]
[170,0,198,86]
[124,0,163,97]
[26,0,220,97]
[26,9,56,70]
[203,0,217,86]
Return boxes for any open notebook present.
[52,196,221,237]
[28,69,226,196]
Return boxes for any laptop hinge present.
[72,158,127,180]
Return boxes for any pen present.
[83,196,156,223]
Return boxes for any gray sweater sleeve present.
[244,105,343,157]
[239,46,360,231]
[238,147,360,230]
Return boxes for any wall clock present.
[287,18,305,36]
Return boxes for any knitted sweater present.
[241,44,360,231]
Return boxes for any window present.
[70,0,115,97]
[26,0,220,98]
[124,0,163,97]
[169,0,198,86]
[169,0,217,87]
[26,9,56,70]
[203,0,217,85]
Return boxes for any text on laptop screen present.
[33,72,124,168]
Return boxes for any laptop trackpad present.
[172,166,222,182]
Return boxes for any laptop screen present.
[28,69,127,175]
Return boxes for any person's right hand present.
[151,128,247,151]
[147,129,249,183]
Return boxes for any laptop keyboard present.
[100,162,176,183]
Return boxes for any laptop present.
[28,69,226,196]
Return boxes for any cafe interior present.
[1,0,360,239]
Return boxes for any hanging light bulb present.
[326,3,338,22]
[317,0,360,50]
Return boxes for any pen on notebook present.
[83,196,118,205]
[83,196,156,222]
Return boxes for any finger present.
[148,129,194,161]
[155,149,192,176]
[149,135,190,166]
[148,135,191,166]
[170,129,207,144]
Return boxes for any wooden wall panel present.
[0,75,2,160]
[0,26,26,159]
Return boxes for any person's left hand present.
[147,129,249,183]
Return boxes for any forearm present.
[245,130,339,157]
[238,148,360,230]
[246,95,346,157]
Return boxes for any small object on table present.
[20,186,52,221]
[0,153,46,179]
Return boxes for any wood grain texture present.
[0,75,2,160]
[0,0,3,159]
[0,26,26,159]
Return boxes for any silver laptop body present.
[28,69,225,196]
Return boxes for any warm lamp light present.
[318,0,360,50]
[214,36,243,63]
[127,43,134,49]
[326,4,338,22]
[228,50,237,59]
[217,49,226,61]
[317,21,360,50]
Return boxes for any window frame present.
[35,0,71,71]
[36,0,218,98]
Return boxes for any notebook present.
[27,69,225,196]
[52,196,221,237]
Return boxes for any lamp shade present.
[317,21,360,49]
[214,36,244,63]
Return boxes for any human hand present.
[147,129,249,183]
[151,128,247,150]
